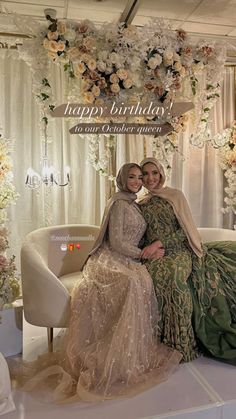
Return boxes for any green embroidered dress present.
[140,196,236,363]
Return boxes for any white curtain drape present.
[0,50,107,264]
[171,67,235,228]
[0,50,235,267]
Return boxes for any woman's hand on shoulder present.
[140,240,165,260]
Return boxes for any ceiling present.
[1,0,236,57]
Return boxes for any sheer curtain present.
[0,50,107,265]
[171,66,235,228]
[0,50,235,267]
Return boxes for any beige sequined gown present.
[18,200,181,402]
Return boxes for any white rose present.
[98,50,109,60]
[164,50,174,60]
[64,29,76,42]
[148,57,158,70]
[154,54,162,65]
[97,61,106,72]
[109,52,119,64]
[192,62,204,73]
[105,66,113,74]
[59,56,69,64]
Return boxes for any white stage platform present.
[3,321,236,419]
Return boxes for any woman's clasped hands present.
[140,240,165,260]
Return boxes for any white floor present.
[3,319,236,419]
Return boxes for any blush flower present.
[110,83,120,93]
[92,85,101,97]
[74,62,86,77]
[83,91,95,103]
[67,47,80,60]
[57,41,66,52]
[47,31,58,41]
[110,73,119,84]
[57,21,66,35]
[123,78,133,89]
[87,59,97,71]
[117,69,128,80]
[48,40,59,52]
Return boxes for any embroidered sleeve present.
[108,200,141,259]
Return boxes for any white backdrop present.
[0,49,235,267]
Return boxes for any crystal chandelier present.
[25,160,70,189]
[25,119,70,189]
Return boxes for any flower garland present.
[217,122,236,224]
[152,114,188,175]
[87,134,117,181]
[0,134,20,311]
[36,77,55,153]
[189,43,225,148]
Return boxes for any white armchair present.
[198,227,236,243]
[21,224,99,350]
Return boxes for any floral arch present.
[14,14,235,219]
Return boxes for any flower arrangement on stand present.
[217,122,236,225]
[0,134,20,313]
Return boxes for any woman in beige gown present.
[17,163,181,402]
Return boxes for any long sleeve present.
[108,200,142,259]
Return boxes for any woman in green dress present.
[138,157,236,363]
